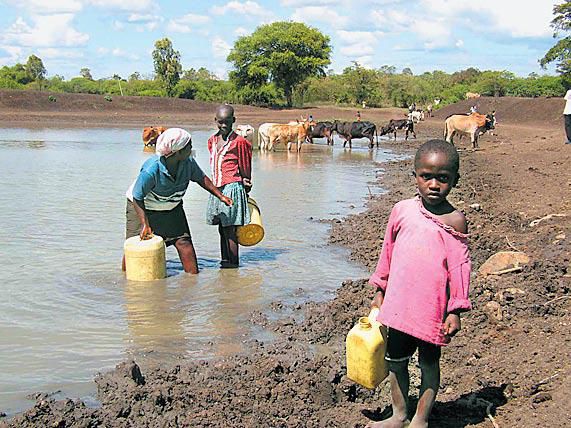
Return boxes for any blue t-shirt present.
[126,155,206,211]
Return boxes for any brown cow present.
[444,111,496,149]
[465,92,481,99]
[268,121,313,152]
[142,126,167,152]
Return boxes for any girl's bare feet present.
[365,416,410,428]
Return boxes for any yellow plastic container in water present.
[236,197,265,246]
[346,308,389,389]
[124,235,166,281]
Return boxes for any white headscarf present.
[155,128,191,157]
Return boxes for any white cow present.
[408,110,424,123]
[257,123,279,151]
[235,124,255,142]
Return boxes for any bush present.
[137,89,165,97]
[48,95,56,102]
[104,95,112,102]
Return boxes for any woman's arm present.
[132,198,153,239]
[198,175,233,206]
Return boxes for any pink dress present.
[369,197,472,346]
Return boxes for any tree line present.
[1,8,570,109]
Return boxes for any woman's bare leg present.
[174,237,199,274]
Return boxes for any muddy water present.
[0,128,402,414]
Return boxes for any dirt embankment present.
[0,89,404,129]
[432,96,565,127]
[0,93,570,427]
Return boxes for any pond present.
[0,127,403,414]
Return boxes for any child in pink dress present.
[367,140,471,428]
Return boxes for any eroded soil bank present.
[0,94,569,427]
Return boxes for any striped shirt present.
[126,155,206,211]
[207,131,252,188]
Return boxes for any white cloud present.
[127,14,158,23]
[0,45,23,65]
[111,14,163,32]
[337,30,384,57]
[211,1,275,21]
[97,46,138,60]
[2,15,89,48]
[111,48,139,60]
[234,27,249,37]
[291,6,348,26]
[212,37,231,59]
[372,10,453,49]
[87,0,157,12]
[3,0,83,13]
[38,47,84,59]
[168,13,211,33]
[419,0,554,38]
[281,0,339,5]
[456,39,464,48]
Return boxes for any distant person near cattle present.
[206,104,253,269]
[124,128,232,274]
[366,140,471,428]
[356,111,361,122]
[564,88,571,144]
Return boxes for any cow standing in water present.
[268,121,313,152]
[333,121,378,149]
[309,121,335,145]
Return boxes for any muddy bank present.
[1,97,570,427]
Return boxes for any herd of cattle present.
[142,109,496,153]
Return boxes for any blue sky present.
[0,0,561,80]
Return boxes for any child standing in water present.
[367,140,471,428]
[206,104,253,268]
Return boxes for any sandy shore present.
[1,92,570,427]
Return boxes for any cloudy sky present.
[0,0,561,80]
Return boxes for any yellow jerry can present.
[124,235,166,281]
[236,197,265,246]
[346,308,389,389]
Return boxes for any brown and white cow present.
[444,111,496,149]
[268,121,313,152]
[142,126,167,152]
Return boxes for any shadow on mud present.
[362,385,508,427]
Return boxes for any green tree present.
[25,55,46,90]
[227,21,331,107]
[540,2,571,78]
[152,38,182,97]
[182,67,218,81]
[80,67,93,80]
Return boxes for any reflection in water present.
[206,271,263,357]
[124,279,189,356]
